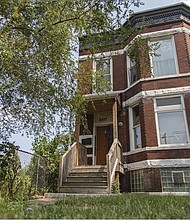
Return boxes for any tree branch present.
[37,1,99,33]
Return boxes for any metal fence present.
[18,149,47,193]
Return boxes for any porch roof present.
[85,94,121,113]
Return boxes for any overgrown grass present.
[1,194,190,219]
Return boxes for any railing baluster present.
[106,138,123,193]
[58,142,87,192]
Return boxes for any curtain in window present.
[152,39,176,77]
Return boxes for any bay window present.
[155,97,189,145]
[130,105,142,150]
[127,57,137,85]
[150,37,178,77]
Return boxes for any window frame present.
[129,104,142,151]
[93,58,113,93]
[154,96,190,147]
[172,171,185,184]
[149,36,179,78]
[126,55,138,86]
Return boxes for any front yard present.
[1,194,190,219]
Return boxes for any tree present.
[0,0,144,139]
[29,134,72,192]
[0,142,21,198]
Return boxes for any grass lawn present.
[1,194,190,219]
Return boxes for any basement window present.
[131,169,144,192]
[172,171,185,184]
[160,168,190,192]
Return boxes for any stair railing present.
[106,138,123,193]
[58,142,87,191]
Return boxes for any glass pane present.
[133,105,140,126]
[129,65,137,84]
[156,97,181,107]
[134,125,141,148]
[96,59,110,76]
[151,38,176,76]
[95,59,111,92]
[158,111,188,144]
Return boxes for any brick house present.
[58,3,190,194]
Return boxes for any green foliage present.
[0,142,21,198]
[1,194,190,218]
[30,134,72,193]
[112,180,120,194]
[0,142,33,200]
[0,0,144,139]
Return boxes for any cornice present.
[127,3,190,29]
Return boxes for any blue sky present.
[10,0,190,153]
[133,0,190,12]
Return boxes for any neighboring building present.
[58,3,190,194]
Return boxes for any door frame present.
[93,122,113,165]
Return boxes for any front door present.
[96,125,113,165]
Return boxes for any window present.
[131,170,144,192]
[127,56,137,85]
[130,105,142,150]
[172,171,185,184]
[160,168,190,192]
[155,97,189,145]
[94,59,112,92]
[150,37,178,77]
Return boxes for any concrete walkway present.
[28,193,113,206]
[28,198,60,206]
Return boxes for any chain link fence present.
[18,149,47,193]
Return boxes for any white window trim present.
[92,58,113,93]
[154,95,190,147]
[126,55,131,87]
[149,35,179,78]
[129,104,142,151]
[172,171,185,184]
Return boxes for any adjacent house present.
[58,2,190,194]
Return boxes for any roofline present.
[130,2,189,17]
[79,2,190,51]
[124,2,190,20]
[124,2,190,27]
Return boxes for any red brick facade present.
[79,3,190,193]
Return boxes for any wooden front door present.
[96,125,113,165]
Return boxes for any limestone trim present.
[123,144,190,156]
[124,159,190,170]
[122,86,190,107]
[79,27,190,61]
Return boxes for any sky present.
[132,0,190,12]
[9,0,190,154]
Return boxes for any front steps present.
[59,165,108,194]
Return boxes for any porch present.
[58,96,124,194]
[58,139,124,194]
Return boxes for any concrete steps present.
[59,165,108,194]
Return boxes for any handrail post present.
[113,97,118,139]
[75,118,80,166]
[106,154,111,193]
[106,138,124,193]
[58,155,64,191]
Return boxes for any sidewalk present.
[28,197,60,206]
